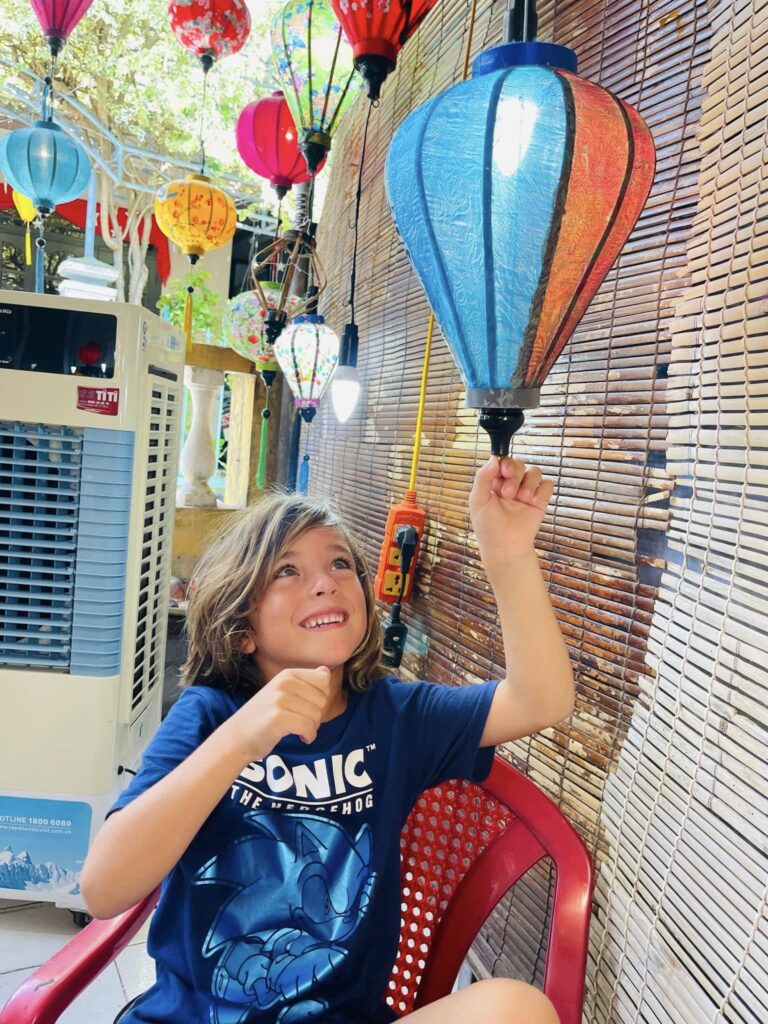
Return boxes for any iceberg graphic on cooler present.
[0,845,79,892]
[194,812,375,1024]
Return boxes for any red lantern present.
[235,92,325,199]
[168,0,251,73]
[329,0,437,100]
[29,0,94,56]
[76,342,102,366]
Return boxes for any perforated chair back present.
[386,756,594,1023]
[0,757,592,1024]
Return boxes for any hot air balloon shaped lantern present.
[330,0,437,101]
[249,227,327,348]
[154,174,237,354]
[385,13,656,455]
[223,283,300,488]
[274,300,339,494]
[271,0,359,175]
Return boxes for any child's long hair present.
[180,493,383,695]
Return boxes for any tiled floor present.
[0,898,155,1022]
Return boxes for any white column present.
[177,365,224,508]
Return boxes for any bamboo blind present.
[297,0,766,1019]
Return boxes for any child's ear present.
[240,632,257,655]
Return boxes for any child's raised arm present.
[468,457,575,746]
[80,667,332,919]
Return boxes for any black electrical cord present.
[382,525,419,668]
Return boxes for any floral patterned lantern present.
[224,282,300,488]
[274,312,339,493]
[271,0,358,174]
[155,173,237,353]
[168,0,251,72]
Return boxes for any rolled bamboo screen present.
[303,0,767,1020]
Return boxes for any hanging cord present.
[347,100,375,325]
[409,0,479,491]
[198,69,209,175]
[270,198,283,284]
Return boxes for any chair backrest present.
[385,756,594,1024]
[0,757,592,1024]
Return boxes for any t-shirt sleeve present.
[398,678,500,799]
[108,686,222,816]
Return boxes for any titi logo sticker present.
[77,386,119,416]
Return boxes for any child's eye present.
[332,556,353,570]
[274,564,298,578]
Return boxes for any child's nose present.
[312,570,337,595]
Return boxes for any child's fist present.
[469,456,554,563]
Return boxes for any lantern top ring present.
[472,41,577,77]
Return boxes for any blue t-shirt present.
[110,675,499,1024]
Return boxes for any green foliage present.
[1,0,284,184]
[156,267,224,344]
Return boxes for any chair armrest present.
[0,890,160,1024]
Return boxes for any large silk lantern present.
[386,40,655,454]
[0,119,91,292]
[275,313,339,493]
[168,0,251,72]
[224,283,299,488]
[330,0,437,101]
[236,92,323,199]
[155,174,236,352]
[29,0,94,57]
[271,0,358,174]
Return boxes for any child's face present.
[245,525,368,681]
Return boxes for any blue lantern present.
[385,40,655,454]
[0,119,91,292]
[0,120,91,213]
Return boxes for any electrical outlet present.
[374,493,426,605]
[382,570,403,596]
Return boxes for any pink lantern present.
[29,0,94,56]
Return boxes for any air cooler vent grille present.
[0,422,83,668]
[131,382,179,713]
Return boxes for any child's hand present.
[469,456,554,565]
[227,666,333,762]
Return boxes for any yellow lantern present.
[154,173,237,352]
[12,190,37,266]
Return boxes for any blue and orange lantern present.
[385,39,656,454]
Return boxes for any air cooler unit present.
[0,290,184,910]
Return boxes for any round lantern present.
[385,40,656,455]
[12,191,37,266]
[155,173,236,351]
[330,0,437,101]
[168,0,251,72]
[154,173,236,260]
[271,0,359,174]
[224,282,300,488]
[0,119,91,293]
[236,92,324,199]
[0,120,90,213]
[275,311,339,493]
[29,0,94,57]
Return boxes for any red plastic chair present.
[0,757,593,1024]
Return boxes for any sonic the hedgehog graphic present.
[194,812,375,1024]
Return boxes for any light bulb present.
[331,365,361,423]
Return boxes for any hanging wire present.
[347,99,375,325]
[409,0,480,491]
[198,69,209,174]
